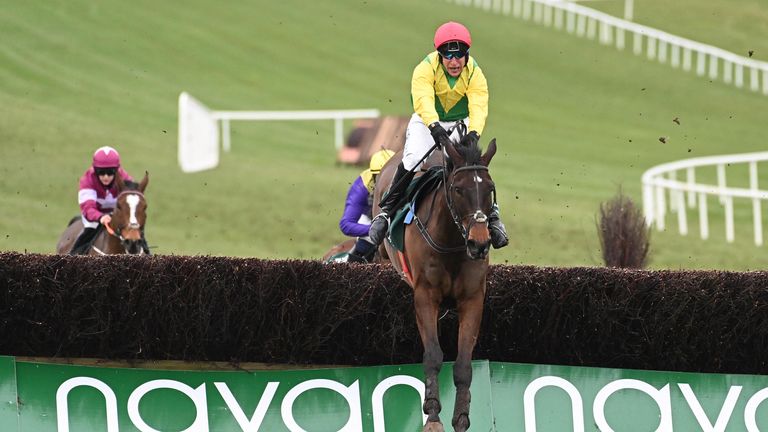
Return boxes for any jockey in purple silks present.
[339,149,395,262]
[69,146,149,255]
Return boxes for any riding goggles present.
[438,41,469,59]
[95,167,117,176]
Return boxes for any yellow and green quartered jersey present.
[411,51,489,135]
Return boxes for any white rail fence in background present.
[642,153,768,246]
[449,0,768,96]
[178,92,380,173]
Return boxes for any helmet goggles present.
[438,41,469,59]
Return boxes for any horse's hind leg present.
[414,286,444,431]
[452,292,485,432]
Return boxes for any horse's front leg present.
[452,290,485,432]
[413,285,445,432]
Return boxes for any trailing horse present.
[373,137,497,432]
[57,172,150,255]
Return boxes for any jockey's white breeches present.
[81,215,99,229]
[402,113,468,171]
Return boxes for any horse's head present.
[113,172,149,254]
[444,138,497,260]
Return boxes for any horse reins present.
[409,121,496,254]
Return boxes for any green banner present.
[3,356,768,430]
[14,359,492,431]
[0,357,19,431]
[490,362,768,431]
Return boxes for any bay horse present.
[56,172,149,255]
[374,137,497,432]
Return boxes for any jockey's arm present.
[411,58,440,126]
[78,188,104,222]
[339,178,372,238]
[466,60,489,136]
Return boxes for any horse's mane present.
[123,180,140,190]
[450,140,482,167]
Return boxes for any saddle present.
[387,166,445,252]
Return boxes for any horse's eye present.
[453,186,464,196]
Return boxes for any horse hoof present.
[453,413,470,431]
[423,421,444,432]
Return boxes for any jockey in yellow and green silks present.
[368,21,508,250]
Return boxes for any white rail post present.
[750,67,760,92]
[735,63,744,88]
[717,164,727,204]
[566,9,576,33]
[647,36,657,60]
[724,60,733,84]
[643,183,655,225]
[686,167,696,208]
[334,117,343,150]
[576,13,587,37]
[512,0,522,17]
[724,196,735,242]
[670,44,680,68]
[750,161,763,246]
[669,171,678,211]
[696,50,707,76]
[221,119,231,153]
[523,0,532,20]
[554,5,564,29]
[682,48,692,71]
[655,185,666,231]
[587,17,597,40]
[624,0,634,21]
[763,69,768,95]
[633,31,642,55]
[658,40,668,64]
[698,193,709,240]
[709,55,719,79]
[676,189,688,235]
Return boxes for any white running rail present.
[642,153,768,246]
[178,92,380,173]
[449,0,768,95]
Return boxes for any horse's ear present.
[480,138,497,166]
[444,140,464,166]
[138,171,149,193]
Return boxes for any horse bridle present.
[443,164,494,240]
[98,190,147,254]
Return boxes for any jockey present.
[339,149,395,262]
[368,21,509,250]
[69,146,143,254]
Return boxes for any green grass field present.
[1,0,767,269]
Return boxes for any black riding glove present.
[428,122,450,148]
[460,131,480,148]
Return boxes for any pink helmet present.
[92,146,121,168]
[434,21,472,49]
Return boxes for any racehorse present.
[374,137,497,432]
[56,172,149,255]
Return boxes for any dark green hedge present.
[2,252,767,374]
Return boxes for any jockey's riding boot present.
[369,163,415,246]
[348,238,375,263]
[488,203,509,249]
[347,250,367,263]
[69,227,98,255]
